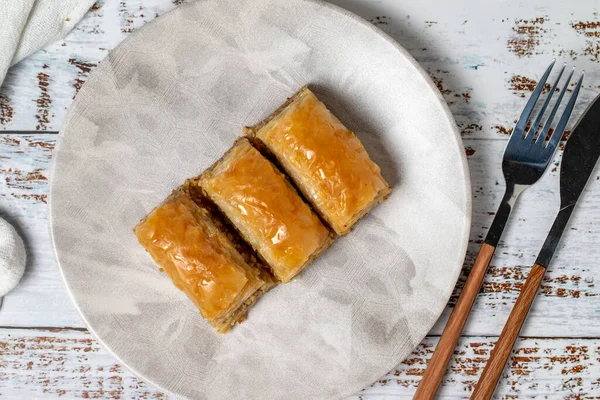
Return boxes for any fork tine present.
[530,63,566,143]
[546,71,584,153]
[537,67,574,145]
[514,60,555,138]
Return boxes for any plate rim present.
[48,0,472,397]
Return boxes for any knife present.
[471,93,600,399]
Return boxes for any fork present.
[414,60,583,399]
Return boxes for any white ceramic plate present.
[49,0,471,398]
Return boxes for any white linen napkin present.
[0,0,96,84]
[0,0,95,302]
[0,218,26,307]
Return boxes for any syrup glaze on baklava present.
[199,139,333,283]
[134,187,273,333]
[245,87,390,235]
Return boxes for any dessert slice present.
[134,186,274,333]
[244,86,391,235]
[198,138,333,283]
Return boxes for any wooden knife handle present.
[414,243,495,399]
[471,264,546,399]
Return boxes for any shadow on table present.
[325,0,498,326]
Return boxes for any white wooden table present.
[2,0,600,398]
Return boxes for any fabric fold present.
[0,0,96,86]
[0,0,95,299]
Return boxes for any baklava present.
[134,186,275,333]
[198,138,333,283]
[244,86,391,235]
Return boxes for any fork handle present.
[471,264,546,399]
[414,243,495,399]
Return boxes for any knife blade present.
[536,93,600,267]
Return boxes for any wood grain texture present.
[1,0,600,397]
[2,0,600,136]
[2,329,600,399]
[0,328,168,399]
[0,135,80,328]
[415,243,495,399]
[472,264,547,399]
[0,0,191,133]
[1,135,600,335]
[357,335,600,399]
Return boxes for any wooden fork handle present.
[414,243,496,399]
[471,264,546,399]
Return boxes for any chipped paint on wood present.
[68,59,98,96]
[355,337,600,398]
[492,124,513,135]
[2,329,600,398]
[34,70,52,131]
[431,137,600,337]
[0,93,13,125]
[0,329,168,399]
[1,0,600,397]
[571,20,600,62]
[460,123,482,136]
[0,134,78,328]
[1,0,600,135]
[368,16,390,26]
[0,135,53,205]
[2,135,600,337]
[571,21,600,37]
[427,69,474,107]
[509,75,540,98]
[507,17,547,57]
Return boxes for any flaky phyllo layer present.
[199,139,333,283]
[245,86,390,235]
[134,187,274,333]
[134,85,391,333]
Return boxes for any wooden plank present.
[436,138,600,336]
[2,0,600,136]
[358,336,600,399]
[0,134,79,327]
[1,134,599,336]
[0,328,169,399]
[1,2,598,397]
[1,328,599,398]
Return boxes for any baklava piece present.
[244,86,391,235]
[198,139,333,283]
[134,187,274,333]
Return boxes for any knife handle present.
[414,243,495,399]
[471,264,546,399]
